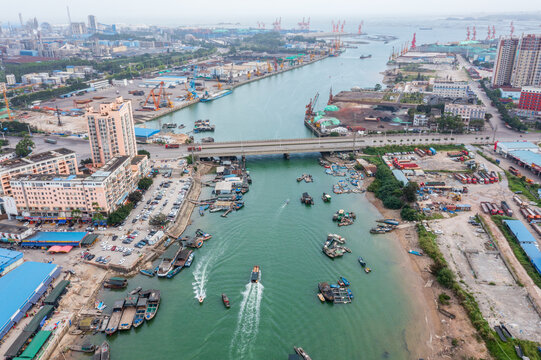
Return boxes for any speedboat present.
[358,256,366,267]
[198,296,204,304]
[251,265,260,283]
[317,293,325,302]
[364,267,372,274]
[222,293,230,308]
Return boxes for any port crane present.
[305,91,319,118]
[272,18,281,32]
[358,21,364,35]
[185,66,199,101]
[298,17,310,31]
[143,81,172,110]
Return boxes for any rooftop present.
[509,150,541,168]
[0,223,31,234]
[0,148,75,172]
[498,141,539,151]
[0,262,59,338]
[134,127,160,138]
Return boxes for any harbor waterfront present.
[95,156,430,359]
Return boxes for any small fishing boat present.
[70,343,96,353]
[105,300,124,335]
[330,284,340,289]
[339,276,350,287]
[184,253,194,267]
[133,297,148,328]
[359,54,372,59]
[251,265,261,283]
[195,229,212,241]
[364,267,372,274]
[144,290,160,321]
[99,316,109,332]
[300,192,314,205]
[317,293,325,302]
[139,269,155,277]
[100,341,110,360]
[358,256,366,267]
[104,277,127,289]
[347,289,354,299]
[166,266,183,278]
[222,293,230,308]
[293,346,313,360]
[198,296,204,304]
[408,249,423,256]
[129,286,142,295]
[322,193,331,202]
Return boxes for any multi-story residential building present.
[413,114,429,127]
[493,34,541,88]
[88,15,97,33]
[444,103,486,126]
[493,37,519,87]
[0,149,78,196]
[86,97,137,166]
[433,81,470,98]
[10,155,149,220]
[511,34,541,88]
[6,75,16,86]
[517,86,541,117]
[70,22,87,35]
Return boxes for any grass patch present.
[417,224,541,359]
[504,171,541,206]
[362,144,464,156]
[491,215,541,288]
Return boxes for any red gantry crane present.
[144,81,171,111]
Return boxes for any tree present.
[81,158,93,165]
[71,208,82,223]
[128,191,143,204]
[138,177,153,191]
[402,182,419,202]
[484,113,492,121]
[149,213,169,226]
[138,149,150,158]
[401,205,419,221]
[15,136,34,157]
[374,83,382,91]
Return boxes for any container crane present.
[0,83,13,121]
[411,33,416,49]
[472,26,476,41]
[358,21,364,35]
[144,81,171,110]
[340,21,345,33]
[492,25,496,39]
[510,21,515,37]
[272,17,281,32]
[466,26,470,41]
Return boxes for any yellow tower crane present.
[0,83,13,120]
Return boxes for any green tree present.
[138,149,150,158]
[401,205,419,221]
[138,177,153,191]
[71,208,82,223]
[402,182,419,202]
[374,83,382,91]
[149,213,169,226]
[15,136,35,157]
[128,191,143,204]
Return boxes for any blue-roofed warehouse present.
[508,150,541,176]
[20,232,88,247]
[0,262,60,340]
[134,127,160,143]
[0,248,23,276]
[503,220,541,275]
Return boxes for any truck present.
[128,90,145,96]
[500,201,513,217]
[187,146,202,152]
[165,144,179,149]
[508,166,520,177]
[44,138,57,144]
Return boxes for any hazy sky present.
[3,0,540,26]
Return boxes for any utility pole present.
[56,105,62,126]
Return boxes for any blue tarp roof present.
[0,248,23,270]
[0,262,59,339]
[21,232,87,247]
[504,220,541,275]
[504,220,537,244]
[498,141,538,151]
[134,127,160,138]
[509,150,541,168]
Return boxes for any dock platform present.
[332,288,352,304]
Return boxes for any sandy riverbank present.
[364,188,489,359]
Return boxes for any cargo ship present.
[200,89,233,102]
[251,265,261,283]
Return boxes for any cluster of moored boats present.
[102,288,161,336]
[317,277,353,304]
[193,119,215,133]
[370,219,399,234]
[296,174,314,183]
[322,234,351,258]
[332,209,356,227]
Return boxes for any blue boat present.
[140,269,155,277]
[358,256,366,267]
[408,250,423,256]
[166,266,183,279]
[330,284,340,289]
[347,289,354,299]
[200,89,233,102]
[184,253,194,267]
[339,276,350,287]
[350,179,359,186]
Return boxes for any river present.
[94,20,472,359]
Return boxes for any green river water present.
[92,22,472,359]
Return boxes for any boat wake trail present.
[230,282,264,359]
[191,258,209,301]
[281,199,290,209]
[192,245,224,301]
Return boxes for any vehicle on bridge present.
[165,144,180,149]
[187,146,202,152]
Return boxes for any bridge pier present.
[283,153,290,160]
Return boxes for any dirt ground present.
[17,110,88,135]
